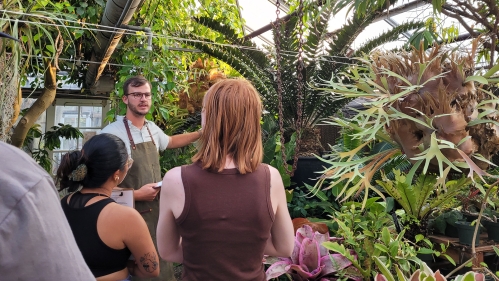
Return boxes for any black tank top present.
[61,192,132,277]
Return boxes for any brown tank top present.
[177,162,274,281]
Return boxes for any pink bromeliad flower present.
[266,225,362,281]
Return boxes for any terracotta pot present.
[292,218,329,234]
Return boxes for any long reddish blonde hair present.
[192,79,263,174]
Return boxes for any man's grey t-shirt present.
[0,142,94,280]
[100,116,170,155]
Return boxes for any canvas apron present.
[120,118,175,281]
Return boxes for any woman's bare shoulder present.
[102,202,143,224]
[163,166,184,192]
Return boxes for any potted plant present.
[323,200,422,279]
[374,257,485,281]
[413,234,456,268]
[455,221,482,246]
[375,170,470,241]
[476,203,499,242]
[432,209,464,238]
[265,225,361,280]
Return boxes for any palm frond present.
[186,35,275,101]
[353,21,425,56]
[303,4,334,65]
[194,17,269,69]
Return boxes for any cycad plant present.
[185,0,426,156]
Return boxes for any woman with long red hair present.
[157,79,294,281]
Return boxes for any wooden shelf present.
[429,234,499,268]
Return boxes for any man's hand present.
[134,183,160,201]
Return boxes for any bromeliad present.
[265,225,361,280]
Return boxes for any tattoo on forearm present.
[139,252,158,273]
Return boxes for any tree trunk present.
[10,61,57,147]
[10,87,22,127]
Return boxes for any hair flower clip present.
[68,164,87,182]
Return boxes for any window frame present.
[46,98,110,173]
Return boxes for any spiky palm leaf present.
[353,21,426,56]
[183,0,425,155]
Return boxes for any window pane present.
[81,129,101,146]
[55,105,79,127]
[52,152,65,175]
[58,137,79,151]
[79,106,102,128]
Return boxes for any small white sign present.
[111,188,134,208]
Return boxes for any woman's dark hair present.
[56,133,128,192]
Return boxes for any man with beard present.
[101,76,200,281]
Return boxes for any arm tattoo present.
[139,252,159,273]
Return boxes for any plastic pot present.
[455,221,480,246]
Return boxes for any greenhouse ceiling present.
[238,0,474,52]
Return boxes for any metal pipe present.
[85,0,142,91]
[243,0,325,40]
[372,0,425,23]
[384,18,412,39]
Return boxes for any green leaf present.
[285,189,293,203]
[166,82,176,91]
[389,240,399,257]
[33,33,42,41]
[464,75,488,85]
[415,234,425,243]
[381,227,390,245]
[76,7,85,15]
[374,243,389,253]
[493,246,499,257]
[385,197,394,212]
[442,254,456,266]
[373,256,395,281]
[417,248,434,254]
[394,265,407,281]
[158,106,170,121]
[46,45,55,53]
[483,63,499,78]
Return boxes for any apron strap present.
[123,117,136,150]
[123,117,156,150]
[145,124,156,147]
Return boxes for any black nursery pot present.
[483,221,499,242]
[455,221,481,246]
[290,156,329,188]
[463,213,479,222]
[445,223,459,238]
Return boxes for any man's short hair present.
[123,76,152,96]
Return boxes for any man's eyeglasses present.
[126,92,152,100]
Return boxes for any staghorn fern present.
[317,39,499,209]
